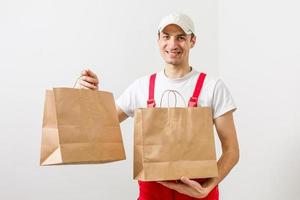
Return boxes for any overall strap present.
[147,73,157,108]
[188,72,206,107]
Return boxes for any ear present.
[190,35,196,48]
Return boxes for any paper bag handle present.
[73,76,82,88]
[159,89,186,107]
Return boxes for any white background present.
[0,0,299,199]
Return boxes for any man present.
[79,13,239,200]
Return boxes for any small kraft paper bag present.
[40,85,126,166]
[133,89,218,181]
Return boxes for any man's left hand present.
[158,177,214,198]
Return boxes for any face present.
[158,24,196,66]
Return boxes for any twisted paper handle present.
[73,76,82,88]
[159,89,186,107]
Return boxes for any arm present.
[203,110,240,190]
[79,69,129,123]
[159,110,239,198]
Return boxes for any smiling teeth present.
[167,51,181,54]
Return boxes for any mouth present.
[165,50,182,57]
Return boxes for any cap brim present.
[159,22,193,35]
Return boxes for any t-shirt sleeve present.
[116,80,138,118]
[212,79,237,119]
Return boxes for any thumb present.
[81,68,89,76]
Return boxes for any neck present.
[164,63,192,79]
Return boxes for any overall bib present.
[138,72,219,200]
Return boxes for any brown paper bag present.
[133,91,218,181]
[40,88,126,166]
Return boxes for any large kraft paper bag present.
[134,107,218,181]
[40,88,126,165]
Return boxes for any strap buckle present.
[188,97,198,107]
[147,99,156,108]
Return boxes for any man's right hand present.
[78,69,99,90]
[77,68,129,122]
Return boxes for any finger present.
[86,69,98,79]
[180,177,204,191]
[80,80,97,89]
[158,181,195,197]
[81,69,89,76]
[80,85,90,89]
[81,75,98,85]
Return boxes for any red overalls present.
[138,72,219,200]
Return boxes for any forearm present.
[205,148,239,189]
[203,111,240,190]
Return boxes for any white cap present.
[158,13,195,35]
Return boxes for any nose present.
[168,37,178,49]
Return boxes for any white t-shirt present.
[116,68,237,119]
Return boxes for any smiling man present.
[79,13,239,200]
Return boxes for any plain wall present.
[0,0,218,199]
[218,0,300,199]
[1,0,299,199]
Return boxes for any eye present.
[162,35,170,40]
[178,36,186,41]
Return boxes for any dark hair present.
[191,33,195,39]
